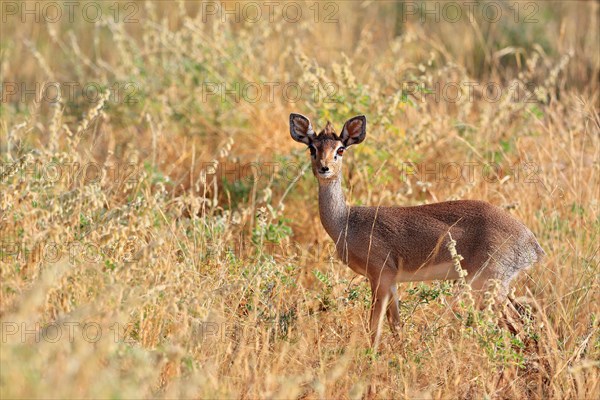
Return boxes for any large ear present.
[289,113,315,145]
[340,115,366,147]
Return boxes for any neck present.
[318,175,349,242]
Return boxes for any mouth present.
[318,171,334,179]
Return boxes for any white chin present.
[318,172,334,179]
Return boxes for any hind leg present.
[468,265,512,308]
[467,271,491,307]
[471,268,531,336]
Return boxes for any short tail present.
[532,237,546,262]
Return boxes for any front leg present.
[369,288,387,347]
[369,277,394,347]
[386,284,401,334]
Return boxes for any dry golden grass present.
[1,1,599,399]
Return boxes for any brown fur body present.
[338,200,544,284]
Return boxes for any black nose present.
[320,166,329,173]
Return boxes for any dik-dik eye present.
[308,145,316,157]
[336,147,345,156]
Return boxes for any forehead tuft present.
[316,121,338,140]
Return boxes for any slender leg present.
[369,280,391,347]
[386,285,401,335]
[471,271,511,306]
[369,294,386,347]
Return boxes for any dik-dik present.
[289,113,545,345]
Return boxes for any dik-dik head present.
[289,113,366,181]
